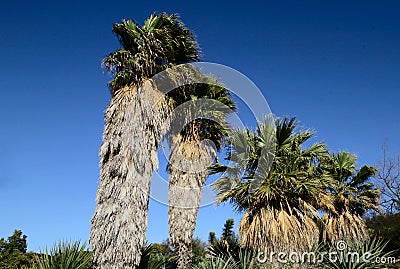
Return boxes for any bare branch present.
[376,142,400,213]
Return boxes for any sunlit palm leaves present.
[214,117,331,252]
[104,13,199,94]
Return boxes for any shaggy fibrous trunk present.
[90,81,167,268]
[168,134,213,269]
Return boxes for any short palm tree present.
[321,151,381,243]
[213,117,332,252]
[167,75,236,269]
[90,13,200,268]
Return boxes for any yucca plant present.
[32,241,92,269]
[192,255,245,269]
[192,256,236,269]
[194,249,260,269]
[234,249,259,269]
[137,244,171,269]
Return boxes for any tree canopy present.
[0,230,34,269]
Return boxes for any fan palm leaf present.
[321,151,381,243]
[213,117,331,252]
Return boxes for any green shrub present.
[366,213,400,256]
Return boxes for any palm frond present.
[104,13,200,94]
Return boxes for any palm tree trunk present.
[90,81,167,268]
[168,135,212,269]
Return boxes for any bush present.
[32,241,92,269]
[0,230,35,269]
[366,213,400,256]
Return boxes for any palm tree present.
[321,151,381,243]
[213,117,332,252]
[90,13,200,268]
[167,76,235,269]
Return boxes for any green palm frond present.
[324,151,380,216]
[104,13,200,94]
[213,117,331,252]
[163,66,236,155]
[321,151,381,243]
[275,117,297,148]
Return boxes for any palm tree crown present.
[104,13,200,94]
[325,152,380,215]
[213,117,332,252]
[321,151,380,242]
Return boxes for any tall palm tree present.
[90,13,200,268]
[213,118,332,252]
[167,76,236,269]
[321,151,380,243]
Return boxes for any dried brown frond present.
[239,206,319,253]
[321,211,369,244]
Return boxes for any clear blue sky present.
[1,0,399,251]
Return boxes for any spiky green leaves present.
[323,151,380,217]
[321,152,381,242]
[33,241,92,269]
[213,117,382,251]
[213,117,329,251]
[104,13,200,94]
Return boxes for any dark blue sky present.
[1,0,399,251]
